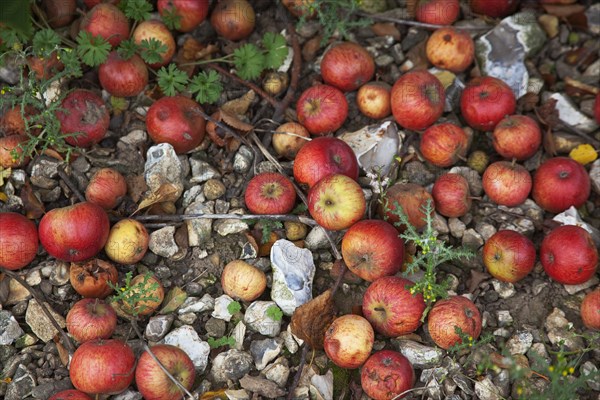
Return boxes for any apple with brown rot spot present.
[360,350,415,400]
[356,81,392,119]
[56,89,110,148]
[324,314,374,369]
[483,229,536,283]
[244,172,297,215]
[69,259,118,299]
[427,295,482,350]
[426,27,474,73]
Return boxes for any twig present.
[358,11,493,31]
[206,63,279,108]
[130,212,317,225]
[287,344,309,400]
[57,164,85,202]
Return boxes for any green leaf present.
[189,70,223,105]
[32,29,61,58]
[266,304,283,321]
[117,38,139,60]
[121,0,153,22]
[57,49,82,78]
[138,38,168,65]
[207,336,235,349]
[262,32,288,70]
[76,31,111,67]
[0,0,33,39]
[227,301,242,315]
[260,220,282,244]
[233,44,265,81]
[0,26,28,52]
[156,64,189,96]
[160,5,182,30]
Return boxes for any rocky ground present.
[1,1,600,400]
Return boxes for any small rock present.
[48,261,70,286]
[493,369,510,398]
[14,333,37,348]
[506,331,533,355]
[190,157,221,183]
[240,374,287,398]
[563,276,599,295]
[244,301,282,337]
[0,311,24,345]
[149,226,179,258]
[214,217,249,236]
[462,228,484,249]
[263,358,290,387]
[225,389,250,400]
[232,321,246,351]
[432,213,449,235]
[585,3,600,34]
[549,92,599,133]
[145,314,174,342]
[404,161,435,186]
[250,338,283,370]
[233,145,254,173]
[544,308,585,350]
[163,325,210,372]
[178,294,215,314]
[7,278,32,305]
[474,376,502,400]
[204,179,226,200]
[281,328,300,354]
[544,307,570,331]
[31,380,73,399]
[392,339,445,369]
[491,280,516,299]
[475,222,497,242]
[178,313,198,325]
[497,310,513,327]
[5,365,36,400]
[310,370,333,400]
[144,143,184,199]
[304,226,330,250]
[211,349,254,383]
[589,159,600,195]
[211,294,235,322]
[25,299,66,342]
[112,390,143,400]
[185,201,214,247]
[120,129,147,146]
[448,218,466,238]
[581,361,600,391]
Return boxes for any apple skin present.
[70,259,118,299]
[210,0,255,41]
[70,339,136,395]
[56,89,109,148]
[48,389,93,400]
[104,219,149,265]
[460,76,516,131]
[66,298,117,343]
[540,225,598,285]
[420,122,469,168]
[483,230,536,283]
[99,52,149,98]
[296,84,348,135]
[28,51,64,81]
[482,161,532,207]
[341,220,404,282]
[272,122,310,160]
[133,20,176,68]
[80,3,129,47]
[221,259,267,302]
[121,274,165,316]
[135,344,196,400]
[0,135,30,168]
[427,295,482,350]
[492,114,542,161]
[360,350,415,400]
[581,289,600,331]
[321,42,375,92]
[362,276,426,337]
[426,27,474,73]
[0,212,39,270]
[415,0,460,25]
[432,173,471,218]
[39,202,110,263]
[245,172,297,215]
[595,93,600,124]
[391,70,445,131]
[469,0,519,18]
[324,314,374,369]
[379,182,434,231]
[85,168,128,210]
[356,81,392,119]
[308,174,366,231]
[146,95,206,154]
[531,157,591,214]
[293,136,359,188]
[157,0,209,32]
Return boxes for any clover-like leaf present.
[189,70,223,104]
[262,32,288,70]
[233,44,265,81]
[76,31,111,67]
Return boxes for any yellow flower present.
[549,366,555,372]
[568,367,575,374]
[516,387,523,395]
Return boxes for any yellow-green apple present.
[427,295,482,349]
[56,89,109,148]
[362,276,426,337]
[391,70,445,131]
[532,157,591,213]
[69,259,118,299]
[321,42,375,92]
[426,27,474,73]
[432,173,471,218]
[356,81,392,119]
[98,52,148,98]
[360,350,415,400]
[492,115,541,161]
[379,182,434,231]
[341,220,404,282]
[66,298,117,343]
[0,212,38,270]
[415,0,460,25]
[482,161,531,207]
[272,122,310,160]
[244,172,297,215]
[483,230,536,283]
[80,3,129,47]
[133,20,176,68]
[85,168,128,210]
[307,174,366,231]
[104,219,149,265]
[210,0,255,41]
[324,314,374,369]
[296,84,348,135]
[581,289,600,330]
[157,0,209,32]
[540,225,598,285]
[469,0,519,18]
[420,122,469,167]
[221,259,267,302]
[460,76,516,131]
[49,389,93,400]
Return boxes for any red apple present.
[483,230,536,283]
[99,52,149,98]
[379,182,434,231]
[66,298,117,343]
[426,27,474,73]
[427,295,482,350]
[341,220,404,282]
[70,259,118,299]
[362,276,426,337]
[307,174,366,231]
[38,202,110,262]
[320,42,375,92]
[56,89,109,148]
[0,212,38,270]
[80,3,129,47]
[594,93,600,124]
[69,339,136,395]
[492,114,542,161]
[391,70,445,131]
[28,51,64,81]
[415,0,460,25]
[85,168,127,210]
[293,136,359,188]
[356,82,392,119]
[84,0,120,8]
[104,218,150,265]
[135,344,196,400]
[532,157,591,213]
[146,95,206,154]
[361,350,415,400]
[324,314,374,369]
[460,76,516,131]
[0,135,30,168]
[158,0,209,32]
[210,0,255,41]
[49,389,93,400]
[272,122,310,160]
[296,84,348,135]
[581,289,600,330]
[540,225,598,285]
[133,20,176,68]
[0,105,36,136]
[469,0,519,18]
[221,259,267,302]
[244,172,297,215]
[432,173,471,218]
[420,122,469,167]
[482,161,531,207]
[43,0,77,28]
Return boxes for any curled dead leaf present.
[134,183,181,215]
[290,289,336,350]
[20,182,45,219]
[221,90,256,116]
[206,109,253,151]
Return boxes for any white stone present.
[244,301,282,337]
[163,325,210,372]
[178,293,214,314]
[211,295,235,322]
[0,310,24,345]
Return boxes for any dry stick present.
[1,268,76,355]
[356,11,493,31]
[132,212,317,226]
[287,344,309,400]
[57,164,85,203]
[206,63,279,108]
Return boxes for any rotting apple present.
[0,212,39,271]
[0,135,30,168]
[320,42,375,92]
[56,89,110,148]
[135,344,196,400]
[390,70,445,131]
[469,0,520,18]
[98,52,149,98]
[48,389,93,400]
[210,0,255,41]
[415,0,460,25]
[281,0,316,17]
[483,230,536,283]
[460,76,516,131]
[427,295,482,350]
[426,27,474,73]
[121,274,165,316]
[28,51,64,81]
[360,350,415,400]
[66,298,117,343]
[70,259,118,299]
[356,81,392,119]
[540,224,598,285]
[104,219,149,265]
[157,0,209,32]
[221,259,267,302]
[581,289,600,331]
[272,122,311,160]
[39,202,110,263]
[133,20,176,68]
[482,161,531,207]
[362,276,426,337]
[324,314,374,369]
[432,173,472,218]
[308,174,366,231]
[531,156,591,213]
[420,122,469,168]
[492,114,542,161]
[341,219,404,282]
[80,3,129,47]
[378,182,434,231]
[43,0,77,28]
[69,339,136,395]
[293,136,359,188]
[146,95,206,154]
[244,172,297,215]
[296,84,348,135]
[85,168,128,210]
[0,105,37,136]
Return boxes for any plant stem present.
[129,212,317,225]
[207,63,279,107]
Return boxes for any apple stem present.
[511,158,517,167]
[469,196,483,201]
[374,307,385,312]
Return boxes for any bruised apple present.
[244,172,296,215]
[483,230,536,283]
[379,182,433,231]
[361,350,415,400]
[320,42,375,92]
[121,274,165,316]
[98,52,148,98]
[85,168,127,210]
[104,219,149,265]
[0,135,30,168]
[391,70,445,131]
[210,0,255,41]
[272,122,310,160]
[70,259,118,299]
[426,27,474,73]
[324,314,374,369]
[221,259,267,302]
[432,173,471,218]
[427,295,482,349]
[420,122,469,167]
[57,89,110,148]
[581,289,600,330]
[0,212,38,270]
[296,84,348,135]
[356,82,392,119]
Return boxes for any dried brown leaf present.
[290,289,336,350]
[543,126,558,156]
[158,286,187,314]
[535,98,560,128]
[20,182,45,219]
[53,334,71,366]
[221,90,255,116]
[134,183,180,215]
[126,175,148,203]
